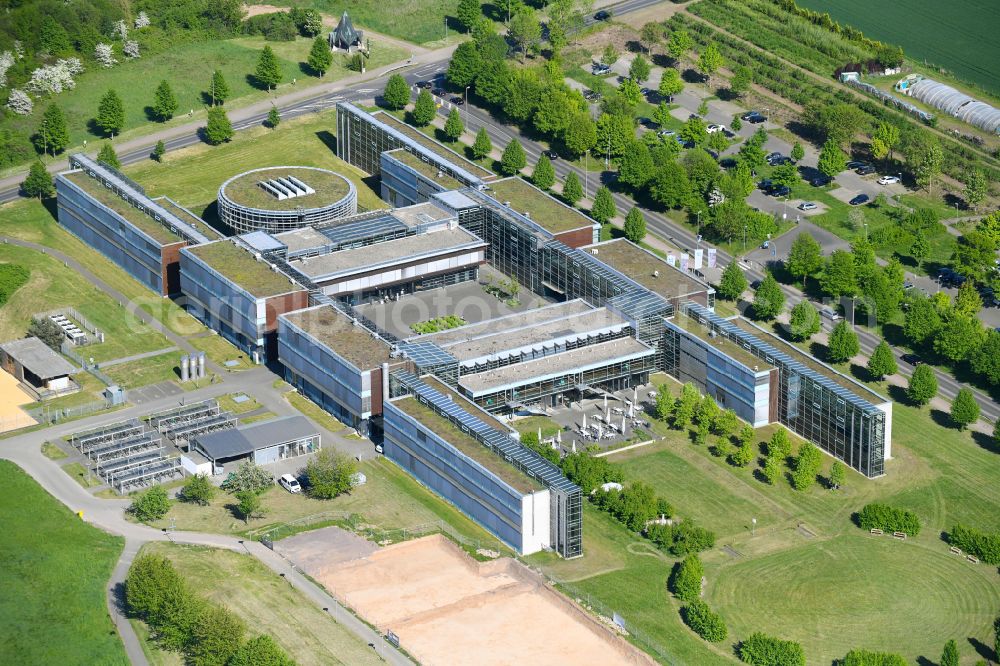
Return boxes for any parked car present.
[900,354,922,366]
[770,184,791,197]
[432,87,446,97]
[849,193,870,205]
[741,111,766,123]
[811,175,832,187]
[583,89,602,101]
[640,87,651,97]
[761,240,770,249]
[657,129,676,137]
[542,150,559,160]
[707,124,724,133]
[592,63,611,75]
[856,165,877,176]
[722,127,737,138]
[798,202,818,211]
[758,178,773,192]
[903,280,915,290]
[594,9,611,20]
[878,175,901,185]
[846,160,866,169]
[750,279,762,289]
[417,80,433,89]
[279,474,301,494]
[450,96,464,105]
[820,308,840,321]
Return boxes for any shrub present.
[228,635,295,666]
[221,461,272,495]
[947,524,1000,564]
[179,474,215,506]
[647,519,716,556]
[128,486,171,522]
[841,649,908,666]
[669,554,704,602]
[186,604,246,666]
[738,632,806,666]
[304,449,357,499]
[682,599,727,642]
[856,503,921,536]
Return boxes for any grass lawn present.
[241,411,278,425]
[218,393,262,415]
[268,0,458,45]
[186,333,253,370]
[62,461,102,488]
[527,368,1000,664]
[41,440,69,460]
[24,372,108,411]
[137,542,381,666]
[126,109,384,225]
[510,415,563,439]
[103,352,181,389]
[284,391,347,433]
[0,461,126,665]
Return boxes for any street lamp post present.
[864,222,869,240]
[751,517,757,537]
[743,223,747,254]
[584,150,589,198]
[464,85,470,125]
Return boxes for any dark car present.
[743,112,766,124]
[417,80,433,89]
[846,160,865,169]
[542,150,559,160]
[849,193,870,206]
[811,175,832,187]
[450,96,465,105]
[432,87,446,97]
[856,165,877,176]
[741,111,763,121]
[750,280,762,290]
[594,9,611,20]
[770,184,791,197]
[900,354,921,366]
[758,178,773,192]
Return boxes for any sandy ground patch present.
[281,529,655,666]
[0,370,36,433]
[244,4,283,18]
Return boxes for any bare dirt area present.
[0,371,36,433]
[280,529,655,666]
[244,4,283,18]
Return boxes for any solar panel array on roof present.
[401,341,458,371]
[315,213,409,249]
[393,371,579,493]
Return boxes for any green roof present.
[64,172,181,245]
[375,113,494,180]
[420,376,513,433]
[487,177,596,234]
[186,241,304,299]
[394,396,543,493]
[670,313,773,371]
[386,149,462,190]
[590,239,710,300]
[282,306,391,370]
[221,167,351,211]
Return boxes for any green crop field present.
[795,0,1000,96]
[0,461,126,665]
[528,384,1000,664]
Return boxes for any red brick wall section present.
[370,367,383,416]
[160,242,187,296]
[553,226,597,249]
[264,290,310,332]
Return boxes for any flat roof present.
[393,395,543,493]
[221,167,351,211]
[390,200,455,229]
[411,300,594,347]
[282,305,392,370]
[273,227,332,253]
[186,241,304,299]
[586,239,710,301]
[63,171,182,245]
[154,197,216,238]
[459,337,654,395]
[419,376,513,433]
[443,307,629,363]
[668,314,774,372]
[729,318,887,404]
[486,177,596,234]
[374,112,494,180]
[194,415,318,460]
[0,337,76,378]
[290,226,484,282]
[386,149,463,190]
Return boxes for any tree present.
[442,108,464,143]
[787,233,823,287]
[229,635,295,666]
[971,331,1000,386]
[97,143,121,169]
[934,315,985,362]
[669,554,704,603]
[907,364,938,406]
[640,22,663,53]
[829,461,845,490]
[255,45,282,90]
[805,102,867,149]
[618,140,655,189]
[34,104,70,156]
[954,231,999,285]
[508,8,541,61]
[152,140,166,162]
[870,122,900,160]
[591,186,616,224]
[771,162,798,189]
[447,42,482,89]
[716,262,748,302]
[817,140,846,178]
[187,604,246,666]
[789,301,821,341]
[40,16,73,55]
[730,440,755,468]
[563,112,597,157]
[209,70,230,106]
[22,162,54,200]
[682,599,728,642]
[950,388,980,430]
[762,454,782,485]
[618,78,643,107]
[698,43,723,81]
[791,142,805,163]
[768,429,791,460]
[909,231,930,267]
[827,321,860,363]
[729,66,752,97]
[180,474,215,506]
[472,127,493,160]
[235,490,263,524]
[659,68,684,100]
[457,0,482,31]
[596,112,636,160]
[308,36,333,76]
[204,106,234,145]
[667,29,693,59]
[904,133,943,194]
[382,74,410,110]
[266,106,281,129]
[964,169,988,212]
[129,486,171,522]
[792,442,821,491]
[680,116,708,146]
[499,139,527,175]
[752,273,784,321]
[28,317,64,349]
[221,461,273,494]
[411,89,436,126]
[562,171,583,205]
[624,207,646,243]
[866,340,897,381]
[601,44,619,67]
[629,54,651,83]
[151,80,178,122]
[672,384,701,429]
[955,280,983,318]
[940,639,959,666]
[650,162,690,209]
[739,633,806,666]
[305,448,357,499]
[96,89,125,137]
[820,250,856,298]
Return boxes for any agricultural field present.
[529,377,1000,664]
[266,0,459,45]
[795,0,1000,96]
[0,461,127,665]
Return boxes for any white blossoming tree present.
[13,41,24,60]
[61,58,84,76]
[7,89,32,115]
[95,43,117,68]
[113,19,129,40]
[134,12,150,29]
[24,60,81,95]
[123,40,140,59]
[0,51,13,88]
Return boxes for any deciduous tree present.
[667,29,693,60]
[151,81,178,122]
[629,54,651,83]
[129,486,171,522]
[411,89,436,126]
[906,364,937,406]
[650,162,690,209]
[180,474,215,506]
[817,140,846,178]
[950,388,980,430]
[867,340,897,380]
[97,142,121,169]
[658,68,683,100]
[669,554,703,602]
[34,104,69,156]
[456,0,482,32]
[820,249,856,298]
[787,233,823,287]
[444,108,464,142]
[308,35,333,75]
[383,73,410,110]
[829,461,845,490]
[591,185,616,224]
[717,261,748,300]
[789,301,820,341]
[228,635,295,666]
[791,142,805,162]
[472,127,493,160]
[751,272,784,321]
[964,169,988,212]
[562,170,583,205]
[729,66,751,97]
[827,320,860,363]
[508,8,541,61]
[623,207,646,243]
[563,112,597,157]
[305,449,357,499]
[204,106,233,145]
[209,70,230,106]
[697,43,723,81]
[618,140,655,189]
[499,139,527,175]
[187,604,246,666]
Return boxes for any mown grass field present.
[795,0,1000,96]
[268,0,459,45]
[529,378,1000,665]
[136,542,381,666]
[0,461,127,665]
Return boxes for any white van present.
[820,308,841,322]
[279,474,301,494]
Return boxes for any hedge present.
[842,649,908,666]
[681,599,728,642]
[738,632,806,666]
[855,503,921,536]
[947,524,1000,564]
[669,554,704,603]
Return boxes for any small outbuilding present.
[329,11,363,51]
[188,415,321,471]
[0,337,78,398]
